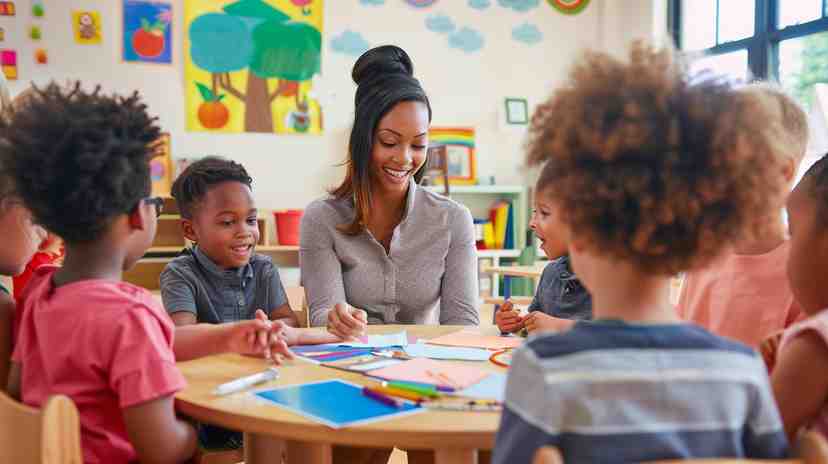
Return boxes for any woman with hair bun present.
[300,45,479,339]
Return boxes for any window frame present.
[670,0,828,81]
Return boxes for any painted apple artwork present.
[132,18,166,58]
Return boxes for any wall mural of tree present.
[185,0,323,134]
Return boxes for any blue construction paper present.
[403,343,491,361]
[255,380,422,428]
[454,372,507,402]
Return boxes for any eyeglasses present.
[143,197,165,218]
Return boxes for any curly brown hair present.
[527,41,789,275]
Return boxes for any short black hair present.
[0,82,160,243]
[801,153,828,224]
[171,156,252,219]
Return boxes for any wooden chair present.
[0,392,82,464]
[531,431,828,463]
[285,286,309,328]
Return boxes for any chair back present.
[285,286,309,328]
[0,392,83,464]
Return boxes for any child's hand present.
[327,302,367,340]
[495,301,524,333]
[524,312,575,334]
[223,310,295,364]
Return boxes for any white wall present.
[4,0,663,211]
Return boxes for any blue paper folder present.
[254,379,422,428]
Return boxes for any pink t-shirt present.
[780,311,828,440]
[12,266,186,464]
[676,241,801,347]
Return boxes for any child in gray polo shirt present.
[160,156,338,450]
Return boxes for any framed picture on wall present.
[150,133,172,196]
[429,127,477,185]
[504,97,529,125]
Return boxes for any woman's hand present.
[326,302,367,340]
[495,301,524,333]
[523,312,575,334]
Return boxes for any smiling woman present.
[300,45,479,339]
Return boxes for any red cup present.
[273,209,303,246]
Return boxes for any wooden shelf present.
[424,185,525,194]
[477,249,521,258]
[481,265,544,278]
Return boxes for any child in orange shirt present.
[676,84,807,347]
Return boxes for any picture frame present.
[429,127,477,185]
[504,97,529,125]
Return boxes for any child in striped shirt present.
[494,41,791,463]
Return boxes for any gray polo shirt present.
[160,246,288,324]
[300,179,479,327]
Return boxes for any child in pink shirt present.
[772,153,828,442]
[677,84,807,347]
[2,83,295,464]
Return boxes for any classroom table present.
[175,325,508,464]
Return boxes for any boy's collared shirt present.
[160,246,288,323]
[528,255,592,320]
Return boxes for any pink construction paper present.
[368,357,490,390]
[426,330,523,350]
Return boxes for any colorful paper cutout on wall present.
[330,30,369,56]
[547,0,589,15]
[73,11,102,44]
[425,14,454,33]
[1,49,16,79]
[468,0,491,10]
[405,0,437,7]
[498,0,538,12]
[0,28,5,42]
[512,22,542,44]
[123,1,172,64]
[34,48,46,64]
[32,0,43,17]
[448,27,484,53]
[29,25,41,40]
[360,0,384,5]
[429,127,476,185]
[185,0,324,134]
[0,2,15,16]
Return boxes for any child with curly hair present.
[2,82,293,464]
[493,42,791,463]
[677,83,808,348]
[771,154,828,442]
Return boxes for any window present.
[672,0,828,169]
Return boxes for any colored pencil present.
[371,385,428,402]
[385,381,440,398]
[362,387,403,408]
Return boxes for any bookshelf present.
[423,185,529,250]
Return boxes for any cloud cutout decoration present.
[426,14,455,33]
[330,30,371,56]
[360,0,385,5]
[469,0,492,9]
[512,22,542,44]
[497,0,539,12]
[449,27,484,53]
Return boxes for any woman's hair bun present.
[352,45,414,86]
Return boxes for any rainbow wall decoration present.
[429,127,476,185]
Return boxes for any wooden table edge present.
[175,398,496,450]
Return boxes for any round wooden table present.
[175,325,508,464]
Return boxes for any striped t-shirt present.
[493,320,789,463]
